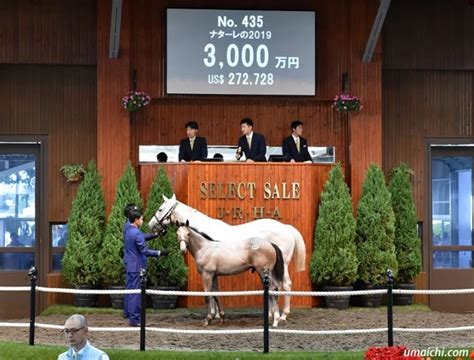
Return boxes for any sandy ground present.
[1,306,473,352]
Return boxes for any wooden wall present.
[0,0,98,221]
[0,0,96,65]
[382,70,474,220]
[98,0,383,208]
[383,0,474,70]
[0,65,97,221]
[131,100,346,163]
[382,0,474,280]
[0,1,97,315]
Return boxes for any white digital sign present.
[167,9,316,96]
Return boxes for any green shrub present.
[61,161,106,286]
[99,163,143,286]
[144,166,188,288]
[389,164,422,284]
[310,164,358,286]
[356,164,398,286]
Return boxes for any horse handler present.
[124,207,169,326]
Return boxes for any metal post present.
[139,268,147,351]
[386,269,394,347]
[28,266,37,346]
[263,273,269,353]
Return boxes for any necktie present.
[190,139,194,150]
[295,137,300,153]
[247,136,252,149]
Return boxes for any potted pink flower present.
[121,90,151,112]
[333,94,362,112]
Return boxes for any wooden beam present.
[362,0,391,63]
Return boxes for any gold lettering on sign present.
[263,182,300,199]
[199,182,208,199]
[232,207,243,219]
[263,182,272,199]
[209,183,216,199]
[237,183,246,199]
[217,207,225,219]
[216,183,226,199]
[272,184,280,199]
[248,182,256,199]
[292,182,300,199]
[200,181,300,221]
[228,183,236,198]
[253,207,265,219]
[200,182,296,200]
[272,207,282,219]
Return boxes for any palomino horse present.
[176,220,284,327]
[149,194,306,321]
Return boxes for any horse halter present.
[151,202,178,234]
[176,223,190,248]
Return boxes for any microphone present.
[235,146,242,160]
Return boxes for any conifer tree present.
[144,166,188,288]
[356,164,398,286]
[99,163,142,286]
[389,164,421,283]
[310,164,358,286]
[62,161,106,286]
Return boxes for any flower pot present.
[73,285,98,307]
[66,175,81,182]
[109,285,125,310]
[393,283,416,306]
[149,286,179,309]
[361,285,384,308]
[322,285,353,310]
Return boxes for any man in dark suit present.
[282,120,313,163]
[178,121,208,162]
[235,118,267,162]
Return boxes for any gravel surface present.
[1,306,473,352]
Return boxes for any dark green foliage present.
[99,163,143,286]
[310,164,358,286]
[61,161,106,286]
[356,164,398,286]
[144,166,188,288]
[389,164,422,283]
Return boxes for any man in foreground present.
[58,314,109,360]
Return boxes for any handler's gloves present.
[158,249,170,257]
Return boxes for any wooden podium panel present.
[140,163,332,308]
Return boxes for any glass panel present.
[433,251,473,269]
[52,253,64,271]
[52,224,68,247]
[431,157,473,247]
[0,252,35,270]
[138,145,336,163]
[0,154,36,249]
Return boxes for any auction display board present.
[167,9,316,95]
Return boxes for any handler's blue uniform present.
[123,220,158,319]
[124,225,160,326]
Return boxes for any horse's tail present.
[271,243,284,284]
[290,226,306,272]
